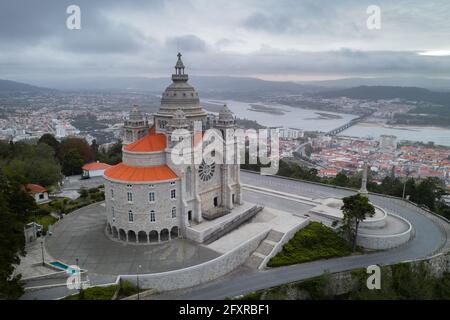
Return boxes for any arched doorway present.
[119,229,126,241]
[149,230,159,243]
[112,226,118,239]
[128,230,137,243]
[170,226,179,239]
[138,231,147,243]
[160,229,169,241]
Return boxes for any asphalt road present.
[164,171,449,299]
[23,171,449,300]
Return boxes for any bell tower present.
[123,105,149,145]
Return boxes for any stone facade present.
[105,179,181,244]
[104,53,242,244]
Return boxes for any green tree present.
[38,134,60,154]
[333,172,350,187]
[0,170,37,299]
[62,150,84,176]
[58,137,95,164]
[79,187,89,199]
[338,193,376,251]
[90,139,99,157]
[96,140,123,165]
[410,177,442,211]
[1,142,61,187]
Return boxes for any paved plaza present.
[45,203,220,276]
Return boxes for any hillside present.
[315,85,450,106]
[36,76,323,98]
[0,79,51,93]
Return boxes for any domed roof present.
[218,104,234,122]
[129,105,144,121]
[156,53,207,119]
[104,163,177,183]
[123,128,166,153]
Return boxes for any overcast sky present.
[1,0,450,83]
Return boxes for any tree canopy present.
[0,169,37,299]
[337,194,375,251]
[0,140,62,187]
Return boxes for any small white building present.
[26,184,49,204]
[82,162,111,179]
[278,127,303,140]
[379,135,397,152]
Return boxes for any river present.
[210,100,357,132]
[207,100,450,147]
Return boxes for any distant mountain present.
[315,86,450,106]
[0,79,51,93]
[298,77,450,92]
[37,76,324,97]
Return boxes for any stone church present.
[103,53,242,244]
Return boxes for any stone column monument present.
[359,162,369,195]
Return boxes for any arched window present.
[171,207,177,218]
[150,210,156,222]
[128,210,134,222]
[127,191,133,202]
[112,207,115,218]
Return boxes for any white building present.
[82,162,111,179]
[52,119,80,138]
[278,127,303,140]
[103,53,242,244]
[26,184,49,204]
[379,135,397,152]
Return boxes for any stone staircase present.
[203,205,264,245]
[245,230,285,269]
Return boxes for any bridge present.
[325,112,373,136]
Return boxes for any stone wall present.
[105,178,181,243]
[246,251,450,299]
[119,228,269,291]
[122,151,166,167]
[356,213,413,250]
[259,218,311,270]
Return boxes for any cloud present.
[1,0,450,81]
[166,35,207,52]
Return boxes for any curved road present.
[167,171,449,299]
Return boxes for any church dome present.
[157,53,207,118]
[218,104,234,123]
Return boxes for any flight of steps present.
[203,205,264,245]
[245,230,285,269]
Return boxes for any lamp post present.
[76,258,81,294]
[40,238,44,266]
[137,265,141,300]
[402,169,411,200]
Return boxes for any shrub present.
[267,222,352,267]
[63,285,118,300]
[119,280,138,297]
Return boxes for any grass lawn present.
[267,221,353,268]
[29,214,58,233]
[63,285,118,300]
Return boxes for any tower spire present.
[172,52,188,82]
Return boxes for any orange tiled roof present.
[82,162,111,171]
[26,184,47,193]
[123,128,166,153]
[104,163,178,182]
